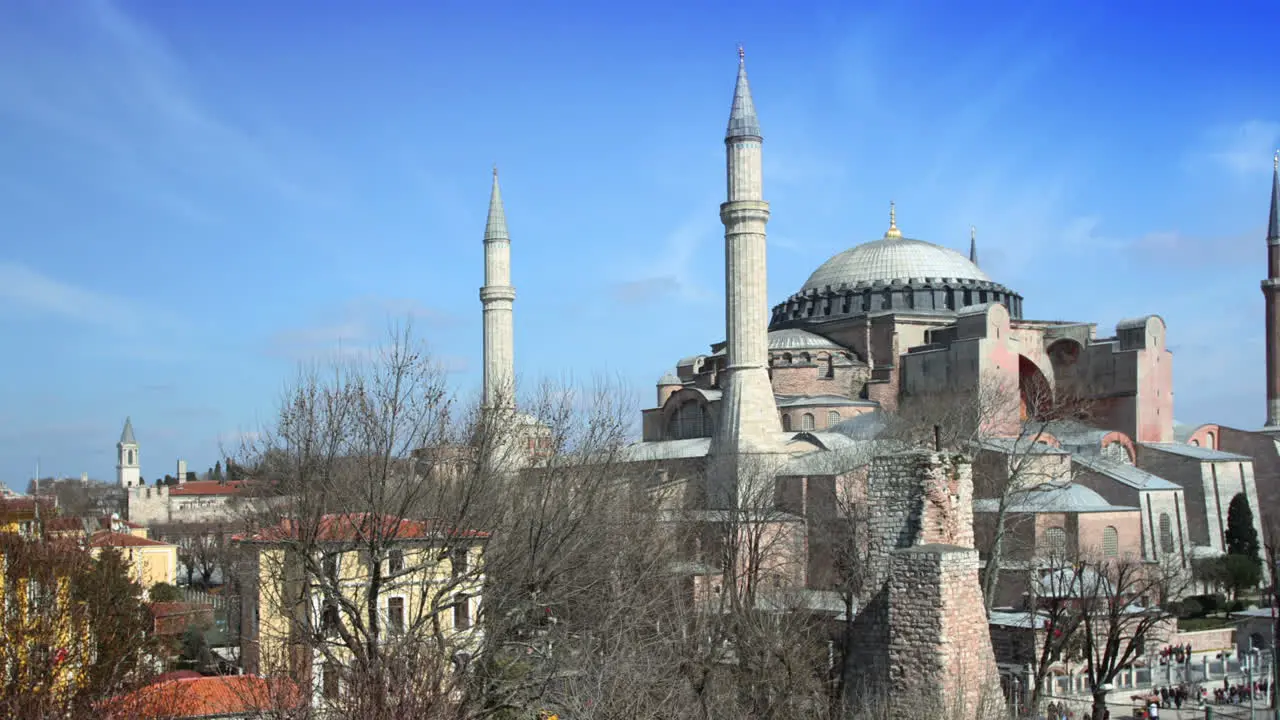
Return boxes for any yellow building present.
[88,530,178,596]
[235,513,488,705]
[0,536,92,711]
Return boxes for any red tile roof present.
[89,531,172,548]
[102,675,301,719]
[237,512,489,543]
[168,480,247,497]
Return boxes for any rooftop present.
[974,482,1134,514]
[236,512,489,544]
[1140,443,1252,462]
[89,531,172,548]
[1071,455,1180,491]
[801,233,992,292]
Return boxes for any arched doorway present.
[1019,356,1052,421]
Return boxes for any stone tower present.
[117,417,141,488]
[1264,152,1280,429]
[710,48,782,471]
[480,167,516,411]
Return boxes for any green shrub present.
[1177,597,1205,618]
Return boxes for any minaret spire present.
[1269,151,1279,245]
[969,225,979,266]
[481,168,516,412]
[712,47,782,503]
[1262,151,1280,428]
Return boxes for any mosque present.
[618,49,1274,599]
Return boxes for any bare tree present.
[889,372,1096,610]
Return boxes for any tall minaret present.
[480,167,516,411]
[117,417,141,488]
[1263,151,1280,429]
[711,47,782,463]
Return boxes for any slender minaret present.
[969,225,979,266]
[117,417,141,488]
[480,167,516,411]
[711,47,782,463]
[1263,151,1280,428]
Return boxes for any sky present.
[2,0,1279,490]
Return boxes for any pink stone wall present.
[1175,628,1236,653]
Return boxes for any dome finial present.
[737,43,745,64]
[884,201,902,239]
[1274,149,1278,171]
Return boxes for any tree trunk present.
[1090,690,1108,720]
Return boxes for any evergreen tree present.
[212,460,223,481]
[1225,493,1261,563]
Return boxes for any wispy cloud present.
[0,0,328,216]
[0,261,183,337]
[1200,120,1280,178]
[265,296,458,361]
[611,213,716,305]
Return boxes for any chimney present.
[177,459,187,484]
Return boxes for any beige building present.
[235,513,488,707]
[88,529,178,597]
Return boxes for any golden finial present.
[884,201,902,239]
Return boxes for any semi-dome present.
[802,237,990,291]
[767,328,843,351]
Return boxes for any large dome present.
[802,236,990,292]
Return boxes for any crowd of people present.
[1210,676,1269,705]
[1156,644,1194,665]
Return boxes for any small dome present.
[802,236,990,291]
[768,328,844,351]
[658,371,682,385]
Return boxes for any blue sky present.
[2,0,1279,490]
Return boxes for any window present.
[452,548,469,578]
[827,411,841,427]
[321,603,340,636]
[387,596,405,634]
[1042,527,1067,556]
[1103,526,1119,557]
[128,450,135,465]
[801,413,815,431]
[388,548,404,574]
[781,414,792,432]
[1159,513,1174,554]
[454,594,471,630]
[322,660,340,700]
[669,402,711,440]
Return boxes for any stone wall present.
[845,451,998,719]
[887,545,1000,719]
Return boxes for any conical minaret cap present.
[969,225,979,266]
[725,46,761,140]
[120,417,136,445]
[484,166,509,242]
[1269,150,1279,244]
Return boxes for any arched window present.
[1190,439,1200,447]
[669,402,710,440]
[1205,431,1216,449]
[1159,513,1174,554]
[827,411,841,427]
[1103,526,1119,557]
[801,413,815,431]
[781,414,792,432]
[128,449,135,465]
[1042,527,1067,556]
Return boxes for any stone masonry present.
[848,450,999,720]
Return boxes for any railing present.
[181,586,226,610]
